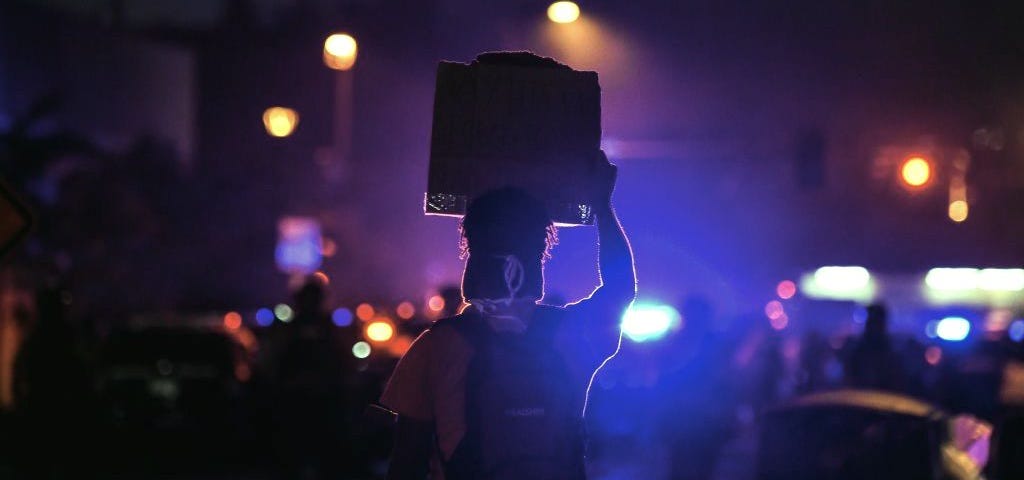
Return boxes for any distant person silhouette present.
[382,151,635,480]
[12,287,97,478]
[272,278,352,479]
[797,330,831,394]
[843,303,907,392]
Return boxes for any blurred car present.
[96,316,255,470]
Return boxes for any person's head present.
[460,187,557,302]
[293,278,326,315]
[864,303,889,339]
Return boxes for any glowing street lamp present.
[262,107,299,137]
[547,1,580,24]
[324,33,358,70]
[366,319,395,343]
[948,199,969,222]
[900,156,932,188]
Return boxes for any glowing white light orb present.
[621,303,680,342]
[936,317,970,342]
[323,33,358,70]
[547,1,580,23]
[352,341,371,359]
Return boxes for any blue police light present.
[332,308,354,327]
[255,308,275,327]
[1009,320,1024,342]
[275,217,323,274]
[935,316,971,342]
[621,303,681,342]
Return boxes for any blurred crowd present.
[2,279,1021,479]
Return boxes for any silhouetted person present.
[843,303,906,392]
[797,330,831,394]
[382,151,635,480]
[272,278,352,479]
[753,329,785,413]
[12,287,97,478]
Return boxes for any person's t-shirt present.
[380,298,623,473]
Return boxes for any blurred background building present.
[0,0,1022,478]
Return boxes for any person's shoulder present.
[422,314,477,345]
[428,314,467,336]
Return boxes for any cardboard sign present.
[426,53,601,225]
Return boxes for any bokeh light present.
[936,316,971,342]
[925,268,980,291]
[776,280,797,299]
[366,320,395,343]
[948,200,969,222]
[223,311,242,330]
[764,300,785,320]
[323,33,358,70]
[255,308,275,327]
[356,303,375,321]
[814,266,871,291]
[321,238,337,257]
[978,268,1024,292]
[985,309,1012,333]
[262,107,299,137]
[332,308,353,327]
[312,270,330,285]
[547,1,580,23]
[770,313,789,330]
[387,335,413,357]
[1010,320,1024,342]
[428,295,445,313]
[801,266,875,302]
[274,303,294,322]
[925,346,942,365]
[352,341,371,359]
[621,303,681,342]
[900,156,931,187]
[926,268,1024,292]
[275,217,322,274]
[396,301,415,320]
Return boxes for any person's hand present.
[590,149,617,206]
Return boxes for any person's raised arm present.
[589,151,636,311]
[565,151,635,356]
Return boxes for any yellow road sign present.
[0,181,32,259]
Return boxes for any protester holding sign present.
[383,52,636,480]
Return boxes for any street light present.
[900,156,932,188]
[324,33,358,70]
[323,33,357,178]
[366,319,395,343]
[262,107,299,137]
[547,2,581,23]
[949,199,968,222]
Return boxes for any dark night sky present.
[3,0,1023,314]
